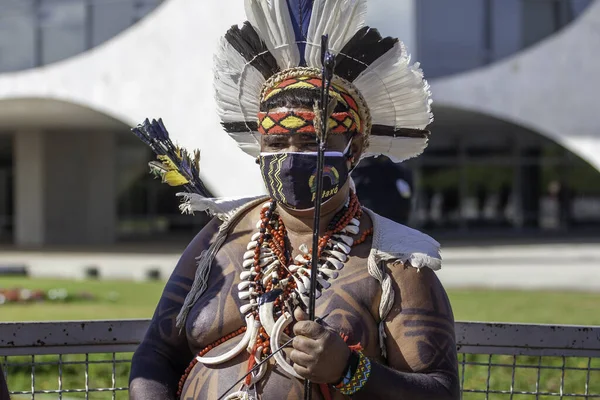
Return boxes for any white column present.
[44,130,117,245]
[13,129,45,246]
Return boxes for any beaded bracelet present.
[334,351,372,396]
[334,351,359,388]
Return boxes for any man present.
[352,156,414,224]
[129,1,459,399]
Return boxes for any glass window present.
[0,0,36,72]
[465,135,513,160]
[490,0,522,60]
[564,156,600,227]
[422,130,460,163]
[522,0,561,48]
[464,165,515,229]
[417,0,487,78]
[132,0,162,22]
[415,165,462,230]
[416,110,600,237]
[91,2,134,47]
[0,0,164,72]
[39,0,87,65]
[417,0,593,78]
[570,0,593,16]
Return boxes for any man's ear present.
[349,134,364,167]
[259,134,266,152]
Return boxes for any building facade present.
[0,0,599,247]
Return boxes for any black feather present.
[222,121,259,132]
[225,22,280,79]
[335,27,398,82]
[371,125,430,138]
[131,119,212,197]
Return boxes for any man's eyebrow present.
[296,133,317,142]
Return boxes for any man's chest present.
[184,232,381,354]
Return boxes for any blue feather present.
[286,0,313,66]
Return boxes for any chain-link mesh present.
[4,352,600,399]
[460,353,600,399]
[3,353,131,400]
[2,320,600,399]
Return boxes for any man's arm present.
[0,365,9,400]
[129,218,220,400]
[354,264,460,400]
[291,262,460,400]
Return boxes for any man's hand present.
[289,307,351,384]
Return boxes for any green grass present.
[0,277,164,322]
[3,278,600,399]
[3,277,600,326]
[449,289,600,326]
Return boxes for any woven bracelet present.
[334,351,372,396]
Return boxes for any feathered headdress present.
[132,0,433,219]
[215,0,433,163]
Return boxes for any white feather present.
[176,193,265,219]
[305,0,367,68]
[354,41,433,130]
[244,0,300,69]
[227,131,261,158]
[213,37,264,156]
[363,136,429,163]
[213,37,265,123]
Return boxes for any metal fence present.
[1,320,600,399]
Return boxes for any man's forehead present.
[261,133,320,144]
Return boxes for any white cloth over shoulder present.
[362,208,442,358]
[366,208,441,271]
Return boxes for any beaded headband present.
[258,68,366,137]
[258,67,370,148]
[257,110,360,136]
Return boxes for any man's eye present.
[299,135,317,143]
[268,141,287,149]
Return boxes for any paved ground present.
[1,243,599,291]
[437,243,600,291]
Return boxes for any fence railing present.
[1,320,600,399]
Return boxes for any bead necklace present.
[177,193,372,399]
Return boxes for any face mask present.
[259,141,352,210]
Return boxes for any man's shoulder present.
[179,196,265,253]
[365,208,442,271]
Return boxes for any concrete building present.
[0,0,599,248]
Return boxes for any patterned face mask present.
[258,141,352,210]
